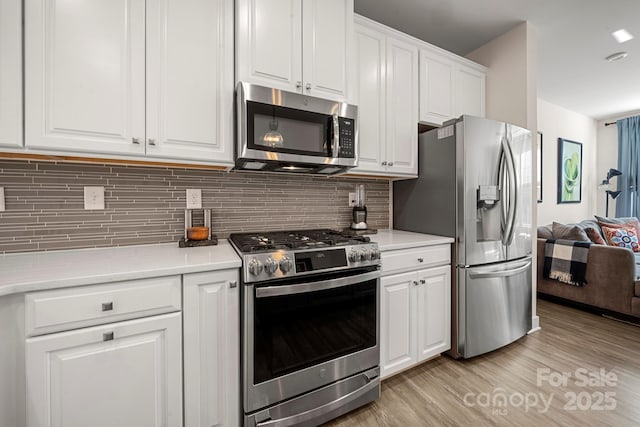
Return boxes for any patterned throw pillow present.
[601,224,640,252]
[585,227,606,245]
[597,220,640,240]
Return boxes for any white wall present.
[466,22,537,132]
[537,98,597,225]
[595,109,640,216]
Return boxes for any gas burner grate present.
[229,228,370,254]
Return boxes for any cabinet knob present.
[101,302,113,312]
[132,137,140,144]
[381,161,387,166]
[229,280,237,288]
[103,332,114,341]
[413,280,419,286]
[305,83,311,91]
[148,138,156,146]
[296,81,302,90]
[420,279,426,284]
[388,162,394,166]
[418,258,424,263]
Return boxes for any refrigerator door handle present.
[468,260,531,279]
[502,130,518,246]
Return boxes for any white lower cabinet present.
[183,269,239,427]
[380,245,451,379]
[25,312,183,427]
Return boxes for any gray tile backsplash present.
[0,160,390,254]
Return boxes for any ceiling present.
[354,0,640,120]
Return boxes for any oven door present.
[243,268,380,414]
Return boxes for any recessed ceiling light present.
[612,29,634,43]
[605,52,628,62]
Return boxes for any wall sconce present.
[602,168,622,216]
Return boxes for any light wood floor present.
[325,299,640,426]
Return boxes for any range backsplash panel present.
[0,160,390,254]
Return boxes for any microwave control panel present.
[338,117,355,158]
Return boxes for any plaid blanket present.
[543,239,591,286]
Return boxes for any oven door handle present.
[255,270,380,298]
[255,371,379,427]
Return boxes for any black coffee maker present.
[351,184,368,230]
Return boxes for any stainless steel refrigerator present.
[394,115,532,358]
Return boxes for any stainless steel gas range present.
[229,229,381,427]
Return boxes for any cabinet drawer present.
[25,276,181,337]
[381,245,450,274]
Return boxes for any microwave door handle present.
[332,114,340,158]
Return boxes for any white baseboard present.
[528,315,541,334]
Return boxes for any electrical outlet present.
[186,189,202,209]
[84,186,105,210]
[348,192,356,207]
[0,187,5,212]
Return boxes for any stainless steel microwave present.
[234,82,358,175]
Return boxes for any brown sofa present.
[537,222,640,318]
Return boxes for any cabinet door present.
[25,0,146,155]
[417,265,451,361]
[351,24,386,174]
[385,36,418,176]
[455,64,486,118]
[302,0,353,101]
[0,0,22,148]
[380,271,417,379]
[419,50,454,126]
[236,0,302,92]
[146,0,234,164]
[183,270,239,427]
[26,313,182,427]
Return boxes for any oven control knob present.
[371,248,380,260]
[348,249,359,263]
[248,258,263,276]
[279,256,294,273]
[360,248,371,261]
[264,257,278,275]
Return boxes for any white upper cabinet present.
[25,0,146,155]
[236,0,353,102]
[455,63,486,118]
[419,46,486,126]
[351,17,418,177]
[236,0,302,92]
[385,36,419,176]
[25,0,234,164]
[145,0,234,162]
[419,51,455,125]
[353,24,386,172]
[0,0,22,148]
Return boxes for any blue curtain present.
[616,115,640,217]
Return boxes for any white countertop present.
[0,241,241,297]
[370,229,454,251]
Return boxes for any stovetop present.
[229,229,380,283]
[229,228,371,254]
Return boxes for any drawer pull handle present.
[417,258,424,263]
[413,281,419,286]
[229,280,237,288]
[102,302,113,312]
[103,332,114,341]
[420,279,426,284]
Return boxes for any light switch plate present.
[186,189,202,209]
[0,187,5,212]
[84,186,105,210]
